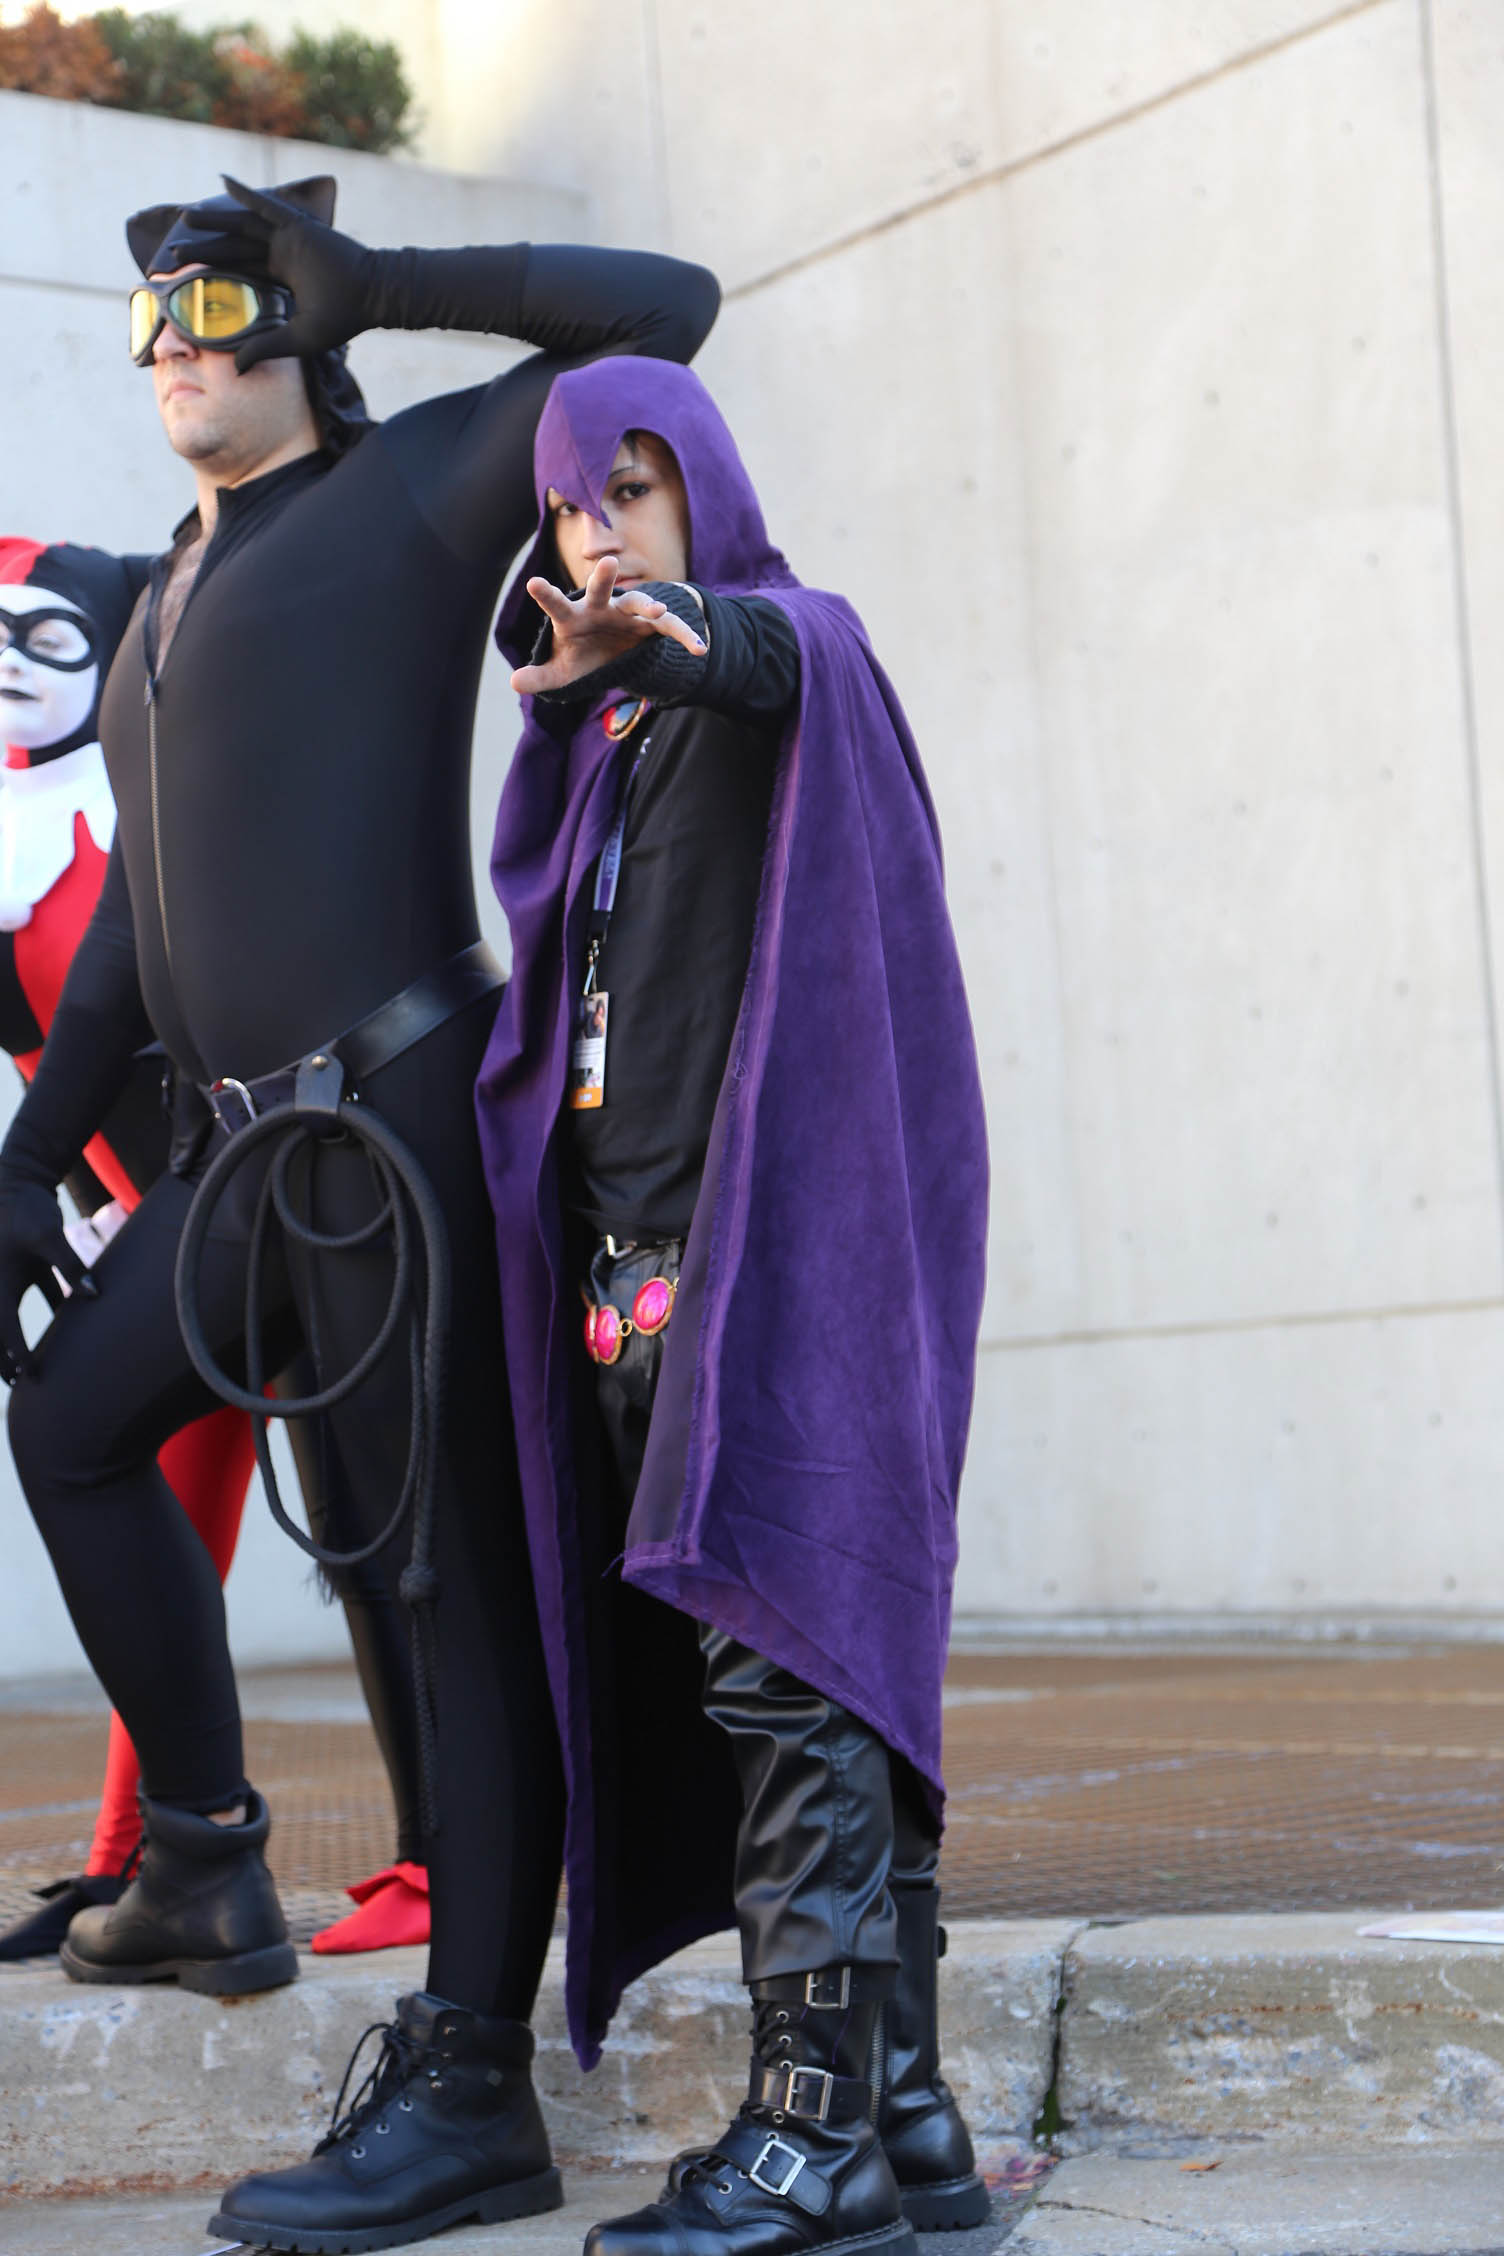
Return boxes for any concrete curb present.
[0,1918,1065,2199]
[5,1909,1502,2201]
[1058,1911,1504,2150]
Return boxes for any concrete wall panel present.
[961,1303,1504,1616]
[428,0,665,237]
[652,0,1365,289]
[698,2,1495,1351]
[696,215,1084,1346]
[414,1,1368,284]
[2,87,580,293]
[989,0,1495,1333]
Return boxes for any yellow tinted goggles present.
[129,273,291,365]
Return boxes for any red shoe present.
[311,1862,430,1954]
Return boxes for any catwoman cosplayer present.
[0,173,715,2243]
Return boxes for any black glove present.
[183,175,384,370]
[0,1174,95,1384]
[193,177,531,372]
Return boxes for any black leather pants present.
[698,1628,899,1985]
[589,1232,899,1988]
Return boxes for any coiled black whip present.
[174,1092,447,1838]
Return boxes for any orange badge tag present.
[570,990,608,1109]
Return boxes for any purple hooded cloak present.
[475,358,988,2068]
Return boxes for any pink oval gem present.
[632,1276,674,1335]
[584,1305,599,1358]
[594,1304,623,1365]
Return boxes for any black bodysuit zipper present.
[143,671,174,985]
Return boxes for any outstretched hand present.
[185,175,374,371]
[510,560,706,697]
[0,1177,96,1384]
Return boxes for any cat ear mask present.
[126,175,336,278]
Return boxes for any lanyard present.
[584,735,651,993]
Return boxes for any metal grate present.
[5,1646,1504,1940]
[938,1645,1504,1919]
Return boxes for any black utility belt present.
[178,940,504,1155]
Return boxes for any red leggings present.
[84,1405,255,1872]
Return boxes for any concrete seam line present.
[724,0,1392,302]
[0,272,123,300]
[977,1291,1504,1354]
[1037,2201,1235,2256]
[1035,2197,1233,2249]
[1416,0,1504,1291]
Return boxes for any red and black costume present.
[0,539,427,1960]
[0,538,255,1956]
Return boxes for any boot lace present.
[314,2019,426,2155]
[676,2003,813,2197]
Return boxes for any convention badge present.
[570,989,609,1110]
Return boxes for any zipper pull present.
[143,673,155,708]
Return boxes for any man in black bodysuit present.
[0,174,716,2249]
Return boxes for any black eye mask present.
[0,606,96,673]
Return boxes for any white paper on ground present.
[1360,1910,1504,1944]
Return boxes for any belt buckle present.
[803,1968,851,2010]
[209,1076,258,1135]
[780,2065,834,2121]
[749,2134,806,2199]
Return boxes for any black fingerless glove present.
[531,583,711,708]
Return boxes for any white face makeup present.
[0,585,99,753]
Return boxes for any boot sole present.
[802,2225,920,2256]
[59,1938,299,1996]
[207,2163,565,2253]
[900,2174,991,2231]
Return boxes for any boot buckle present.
[779,2064,835,2121]
[803,1968,851,2009]
[749,2134,806,2198]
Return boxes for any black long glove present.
[184,175,531,371]
[0,1175,93,1383]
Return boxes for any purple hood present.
[477,358,988,2066]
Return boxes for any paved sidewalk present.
[4,2149,1503,2256]
[1010,2146,1504,2253]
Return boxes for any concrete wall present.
[0,94,582,1673]
[406,0,1504,1625]
[6,0,1504,1654]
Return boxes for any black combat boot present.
[663,1898,987,2233]
[878,1888,987,2229]
[210,1990,563,2253]
[0,1870,126,1962]
[590,1966,916,2256]
[59,1787,297,1996]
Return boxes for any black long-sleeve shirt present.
[561,587,800,1239]
[3,245,718,1186]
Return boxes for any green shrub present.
[285,27,413,153]
[0,3,415,152]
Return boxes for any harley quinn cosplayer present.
[0,175,716,2249]
[0,537,260,1960]
[0,540,426,1963]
